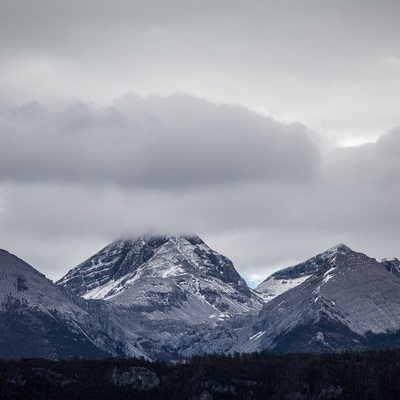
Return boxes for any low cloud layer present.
[0,94,319,189]
[0,94,399,285]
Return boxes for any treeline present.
[1,349,400,399]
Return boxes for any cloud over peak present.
[0,94,319,190]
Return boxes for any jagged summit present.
[58,234,259,312]
[57,235,250,299]
[240,249,400,354]
[57,234,263,359]
[323,243,352,255]
[274,243,352,277]
[56,234,177,297]
[254,243,352,302]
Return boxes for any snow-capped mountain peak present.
[57,235,252,304]
[254,243,352,302]
[57,235,263,360]
[320,243,351,257]
[58,235,261,316]
[240,249,400,354]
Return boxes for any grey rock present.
[109,366,160,390]
[58,235,263,359]
[239,249,400,353]
[317,385,343,399]
[0,249,128,359]
[381,257,400,278]
[32,368,74,386]
[255,244,351,302]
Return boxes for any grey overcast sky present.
[1,0,400,286]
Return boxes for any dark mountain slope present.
[0,249,127,359]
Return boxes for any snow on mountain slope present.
[5,240,400,360]
[0,249,136,359]
[254,244,351,301]
[58,235,263,360]
[381,257,400,278]
[58,235,262,316]
[239,249,400,354]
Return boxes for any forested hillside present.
[1,350,400,399]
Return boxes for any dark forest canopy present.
[1,349,400,399]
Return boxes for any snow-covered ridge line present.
[254,243,351,302]
[56,234,266,359]
[5,241,400,359]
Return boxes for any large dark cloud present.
[0,94,319,189]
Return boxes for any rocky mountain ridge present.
[2,237,400,360]
[0,249,131,359]
[254,244,352,301]
[57,235,259,314]
[57,235,263,359]
[240,248,400,353]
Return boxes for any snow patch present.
[255,275,310,302]
[322,267,337,284]
[249,331,266,341]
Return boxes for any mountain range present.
[1,235,400,360]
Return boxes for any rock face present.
[254,244,351,302]
[58,235,256,310]
[108,366,160,390]
[239,248,400,353]
[58,235,263,359]
[381,257,400,278]
[5,238,400,360]
[0,249,128,359]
